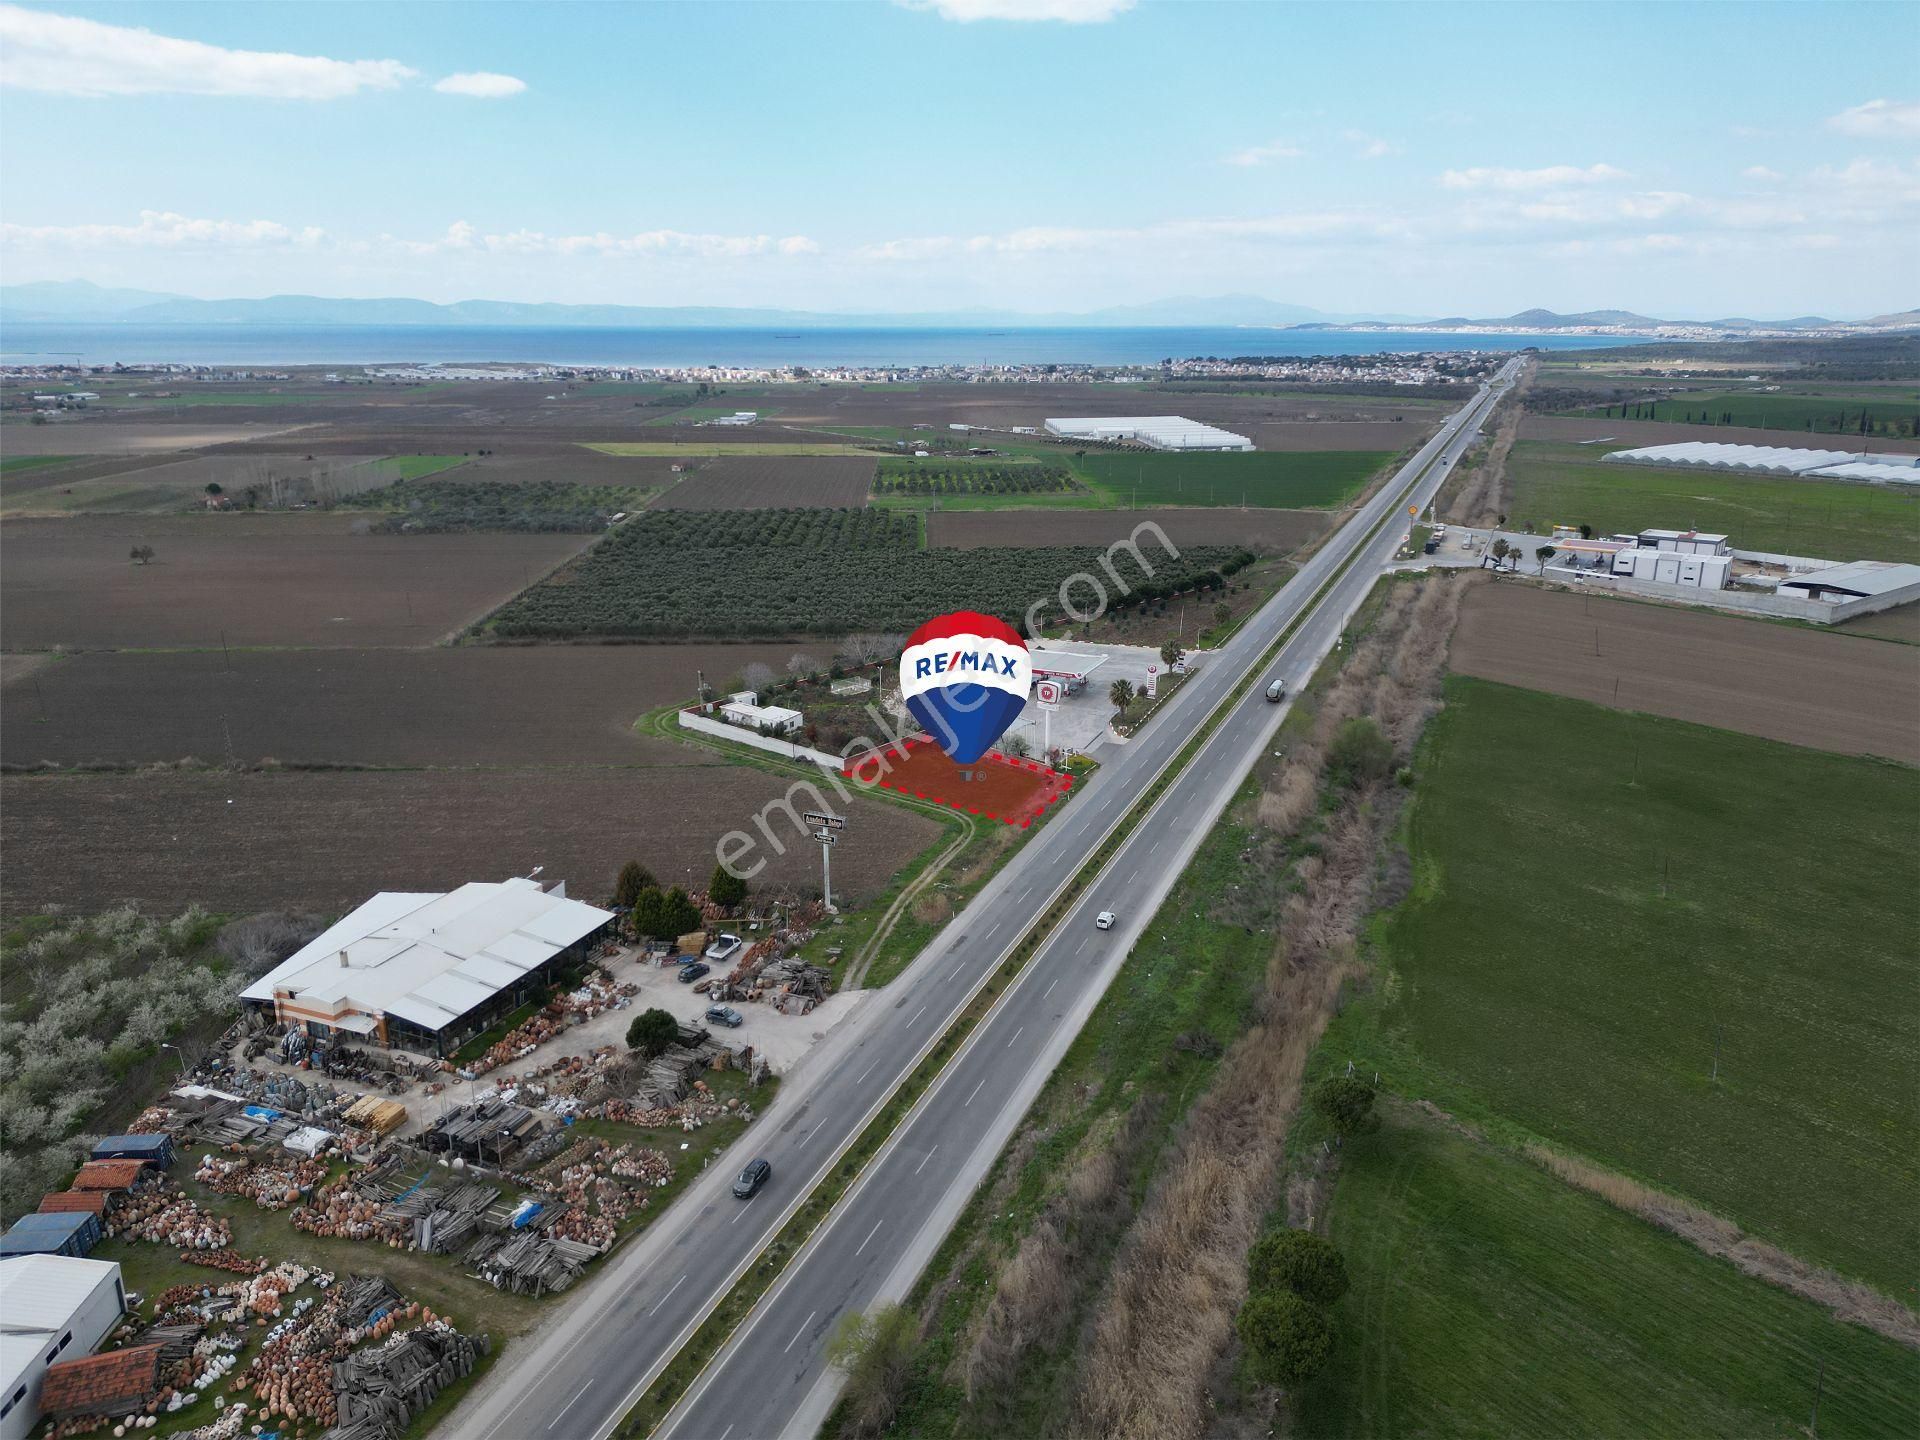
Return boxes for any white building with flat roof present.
[240,877,614,1056]
[1044,416,1255,452]
[0,1257,126,1440]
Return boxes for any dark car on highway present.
[677,961,711,984]
[733,1158,771,1199]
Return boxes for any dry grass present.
[1443,361,1531,527]
[1527,1144,1920,1351]
[1067,576,1465,1440]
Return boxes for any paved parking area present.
[1006,641,1208,757]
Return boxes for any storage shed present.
[89,1134,174,1169]
[0,1212,102,1260]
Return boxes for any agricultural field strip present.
[437,368,1508,1440]
[639,364,1514,1440]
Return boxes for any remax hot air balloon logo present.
[900,611,1031,765]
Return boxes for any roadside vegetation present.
[1554,389,1918,437]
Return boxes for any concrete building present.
[1777,560,1920,605]
[1611,548,1731,589]
[1043,415,1255,452]
[0,1256,127,1440]
[1638,529,1731,556]
[240,877,614,1056]
[719,692,803,736]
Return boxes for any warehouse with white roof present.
[1602,441,1920,480]
[1044,415,1255,451]
[241,876,615,1056]
[0,1256,126,1440]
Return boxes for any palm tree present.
[1159,640,1186,669]
[1108,678,1135,721]
[1487,537,1509,571]
[1535,544,1557,575]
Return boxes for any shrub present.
[625,1007,681,1057]
[1311,1074,1380,1139]
[1237,1290,1333,1388]
[708,864,748,910]
[612,860,657,909]
[1248,1229,1349,1306]
[1328,716,1395,789]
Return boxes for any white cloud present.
[1223,138,1305,168]
[0,209,325,248]
[1440,163,1631,191]
[434,71,526,99]
[860,208,1402,263]
[0,3,416,99]
[1826,99,1920,138]
[894,0,1134,22]
[1342,130,1396,159]
[1741,166,1782,182]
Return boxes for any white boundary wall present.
[678,708,844,770]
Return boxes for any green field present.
[1507,441,1920,561]
[1297,1117,1920,1439]
[1349,678,1918,1294]
[1563,389,1919,437]
[1072,449,1391,508]
[0,453,79,473]
[385,454,471,480]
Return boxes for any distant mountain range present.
[0,281,1418,330]
[1295,306,1920,335]
[1,282,1912,336]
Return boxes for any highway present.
[442,361,1515,1440]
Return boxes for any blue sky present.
[1,0,1914,318]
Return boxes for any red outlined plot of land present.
[846,737,1072,828]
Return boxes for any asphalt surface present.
[442,364,1515,1440]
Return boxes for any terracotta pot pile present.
[180,1250,262,1276]
[599,1098,689,1128]
[463,1009,570,1077]
[289,1179,395,1244]
[609,1146,672,1186]
[193,1154,330,1211]
[127,1106,174,1134]
[110,1189,232,1250]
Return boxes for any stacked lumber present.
[412,1183,499,1255]
[341,1095,407,1135]
[325,1324,487,1440]
[464,1231,589,1296]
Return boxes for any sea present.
[0,324,1648,369]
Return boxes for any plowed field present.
[1449,583,1920,763]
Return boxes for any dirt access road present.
[1450,582,1920,764]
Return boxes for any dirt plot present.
[927,507,1325,552]
[0,765,941,917]
[0,643,832,769]
[648,455,877,510]
[0,421,319,455]
[0,515,592,650]
[849,738,1070,828]
[1450,583,1920,763]
[1519,415,1918,454]
[2,453,393,516]
[1238,419,1436,451]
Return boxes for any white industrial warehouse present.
[241,876,615,1056]
[0,1256,127,1440]
[1602,441,1920,483]
[1044,415,1255,451]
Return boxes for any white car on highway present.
[1094,911,1116,930]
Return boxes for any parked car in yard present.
[705,1005,743,1028]
[733,1158,771,1199]
[677,961,711,984]
[704,934,743,963]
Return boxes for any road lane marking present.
[805,1118,827,1143]
[914,1145,939,1175]
[855,1220,884,1256]
[718,1428,733,1440]
[948,964,964,983]
[909,1004,928,1027]
[652,1275,687,1310]
[965,1077,988,1106]
[784,1310,818,1354]
[549,1378,594,1430]
[856,1059,879,1084]
[1006,1026,1024,1049]
[1042,978,1059,999]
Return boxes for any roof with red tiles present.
[38,1190,110,1214]
[39,1344,163,1418]
[70,1159,148,1192]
